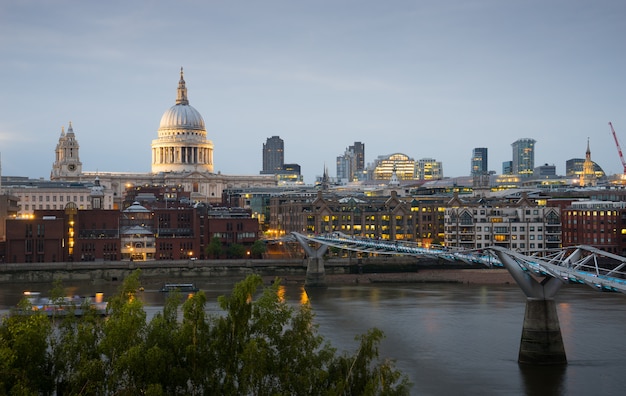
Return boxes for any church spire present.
[176,67,189,105]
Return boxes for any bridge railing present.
[292,232,626,295]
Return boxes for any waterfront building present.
[4,187,260,263]
[444,192,561,254]
[261,136,284,175]
[269,190,445,244]
[512,138,536,178]
[561,200,626,255]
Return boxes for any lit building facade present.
[371,153,416,181]
[444,193,561,254]
[269,190,445,244]
[4,195,260,263]
[151,68,214,174]
[416,158,443,180]
[561,200,626,255]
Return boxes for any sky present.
[1,0,625,184]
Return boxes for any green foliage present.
[206,236,222,259]
[0,271,411,395]
[227,243,246,259]
[250,239,267,259]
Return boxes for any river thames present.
[1,277,626,396]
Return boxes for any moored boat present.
[159,283,199,293]
[21,291,107,316]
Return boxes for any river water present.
[1,277,626,396]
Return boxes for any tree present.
[206,236,222,259]
[0,299,54,394]
[0,272,411,395]
[250,239,267,259]
[227,243,246,259]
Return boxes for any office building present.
[261,136,284,175]
[471,148,488,176]
[371,153,416,180]
[512,138,536,178]
[416,158,443,180]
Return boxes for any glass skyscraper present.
[512,138,536,178]
[471,147,488,176]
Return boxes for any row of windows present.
[23,195,86,203]
[22,204,87,211]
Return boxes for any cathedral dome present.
[151,68,214,174]
[159,104,205,131]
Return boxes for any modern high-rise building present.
[336,142,365,182]
[512,138,536,178]
[471,148,488,176]
[261,136,284,174]
[350,142,365,173]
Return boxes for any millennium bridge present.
[291,232,626,365]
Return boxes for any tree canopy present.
[0,271,411,395]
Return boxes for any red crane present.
[609,122,626,175]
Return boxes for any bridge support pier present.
[292,233,328,288]
[519,298,566,365]
[493,248,567,365]
[305,257,327,288]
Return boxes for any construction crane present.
[609,122,626,175]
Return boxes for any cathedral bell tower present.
[51,122,83,180]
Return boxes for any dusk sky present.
[1,1,625,183]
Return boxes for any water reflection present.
[1,280,626,395]
[519,364,567,396]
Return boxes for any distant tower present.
[580,138,597,187]
[261,136,284,174]
[351,142,365,173]
[471,147,489,188]
[471,148,488,176]
[151,68,214,173]
[51,122,83,180]
[512,138,536,178]
[336,142,364,182]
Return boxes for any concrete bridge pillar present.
[292,233,328,288]
[492,248,567,365]
[519,298,566,365]
[305,257,327,288]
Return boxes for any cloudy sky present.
[1,0,625,183]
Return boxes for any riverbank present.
[271,269,515,286]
